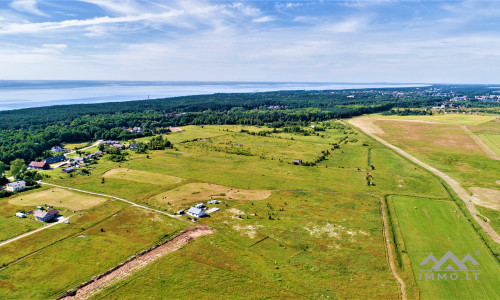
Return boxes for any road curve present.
[37,181,177,218]
[349,119,500,244]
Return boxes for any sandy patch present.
[8,188,106,210]
[233,224,263,239]
[152,182,271,206]
[102,168,183,185]
[349,117,384,135]
[304,223,369,239]
[470,187,500,210]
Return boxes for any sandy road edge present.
[57,225,214,300]
[460,125,500,161]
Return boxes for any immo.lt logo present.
[419,250,480,281]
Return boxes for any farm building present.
[293,159,302,165]
[44,155,67,164]
[187,207,206,218]
[5,181,26,192]
[206,207,220,214]
[28,161,49,170]
[34,209,59,222]
[15,212,26,218]
[62,167,75,173]
[195,203,205,209]
[129,143,138,150]
[112,144,124,149]
[94,151,104,156]
[177,210,185,215]
[71,157,86,165]
[207,200,219,204]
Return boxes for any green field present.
[389,195,500,299]
[478,134,500,156]
[0,205,183,299]
[1,119,498,299]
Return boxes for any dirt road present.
[461,125,500,161]
[0,216,69,248]
[60,225,213,300]
[37,181,177,218]
[380,199,407,300]
[349,119,500,244]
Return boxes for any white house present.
[6,181,26,192]
[187,207,206,218]
[15,212,26,218]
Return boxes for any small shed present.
[187,207,206,218]
[195,203,205,209]
[15,212,26,218]
[293,159,302,165]
[177,210,185,215]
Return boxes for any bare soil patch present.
[349,117,385,134]
[470,187,500,210]
[152,182,271,206]
[60,225,213,300]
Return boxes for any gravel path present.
[349,119,500,244]
[0,216,69,248]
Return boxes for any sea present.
[0,81,428,111]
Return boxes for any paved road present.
[349,119,500,244]
[0,216,69,248]
[37,181,177,218]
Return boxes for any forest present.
[0,85,497,165]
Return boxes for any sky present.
[0,0,499,83]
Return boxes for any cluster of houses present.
[15,204,60,222]
[28,155,67,170]
[63,151,103,172]
[177,200,220,221]
[122,126,143,133]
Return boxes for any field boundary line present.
[0,216,69,248]
[380,197,407,300]
[348,120,500,244]
[460,125,500,160]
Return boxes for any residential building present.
[34,209,59,222]
[187,207,206,218]
[44,155,66,164]
[5,181,26,192]
[28,161,49,170]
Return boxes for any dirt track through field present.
[461,125,500,160]
[349,118,500,244]
[380,199,407,300]
[60,225,214,300]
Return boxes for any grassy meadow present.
[1,119,498,299]
[388,195,500,299]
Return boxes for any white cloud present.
[252,16,275,23]
[10,0,47,17]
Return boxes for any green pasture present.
[478,134,500,156]
[94,192,401,299]
[0,206,183,299]
[389,195,500,299]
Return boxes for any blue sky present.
[0,0,499,83]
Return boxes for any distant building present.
[177,210,185,215]
[28,161,49,170]
[34,209,59,222]
[100,140,120,145]
[187,207,206,218]
[293,159,302,165]
[112,144,124,149]
[44,155,66,164]
[15,212,26,218]
[207,200,219,204]
[5,181,26,192]
[195,203,205,209]
[94,151,103,156]
[51,146,67,153]
[62,167,75,173]
[129,143,137,150]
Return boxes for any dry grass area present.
[8,188,106,210]
[470,187,500,210]
[102,168,183,185]
[349,117,385,134]
[152,182,271,206]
